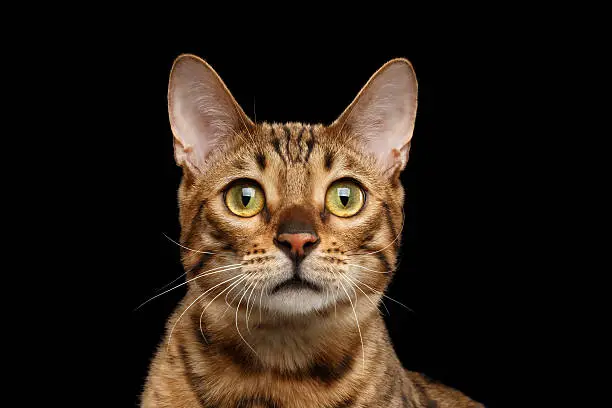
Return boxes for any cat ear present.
[168,54,253,171]
[333,58,418,173]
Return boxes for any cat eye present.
[225,180,265,217]
[325,180,365,217]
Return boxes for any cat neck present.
[182,291,386,373]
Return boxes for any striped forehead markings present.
[305,128,316,162]
[269,125,316,164]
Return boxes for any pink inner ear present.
[337,60,418,171]
[168,55,250,170]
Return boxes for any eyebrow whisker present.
[163,232,216,255]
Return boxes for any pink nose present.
[276,233,319,257]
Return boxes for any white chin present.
[265,287,328,315]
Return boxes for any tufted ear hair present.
[332,58,418,173]
[168,54,253,172]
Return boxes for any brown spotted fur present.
[141,56,483,408]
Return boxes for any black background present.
[83,28,542,408]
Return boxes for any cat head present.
[168,55,417,316]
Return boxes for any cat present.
[141,54,483,408]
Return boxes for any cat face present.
[169,55,417,316]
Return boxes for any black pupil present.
[241,187,255,207]
[338,187,350,207]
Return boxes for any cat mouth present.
[270,276,321,294]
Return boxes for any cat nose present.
[275,206,320,265]
[274,233,320,264]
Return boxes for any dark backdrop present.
[91,34,532,408]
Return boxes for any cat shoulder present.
[405,370,485,408]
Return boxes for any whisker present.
[135,264,243,310]
[341,273,388,315]
[157,259,237,292]
[221,276,255,320]
[220,280,247,320]
[216,276,248,322]
[156,271,189,292]
[235,281,258,355]
[245,281,258,333]
[227,280,249,308]
[247,281,261,331]
[258,283,265,325]
[337,278,365,372]
[345,263,394,274]
[167,273,244,350]
[350,279,358,298]
[334,279,340,319]
[199,275,247,343]
[162,233,216,255]
[347,275,414,313]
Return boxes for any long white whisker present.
[244,281,257,333]
[337,278,365,372]
[350,279,358,299]
[156,271,188,292]
[334,279,340,319]
[162,233,216,254]
[159,260,236,292]
[167,273,244,350]
[220,279,249,320]
[135,264,243,310]
[199,275,247,343]
[228,282,248,307]
[348,275,414,313]
[342,273,388,315]
[216,276,248,322]
[235,281,258,355]
[258,283,265,325]
[246,281,259,332]
[346,263,394,274]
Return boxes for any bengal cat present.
[141,54,483,408]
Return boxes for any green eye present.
[225,181,265,217]
[325,180,365,217]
